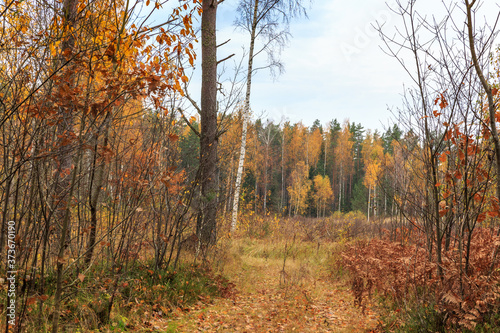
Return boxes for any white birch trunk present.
[231,0,259,233]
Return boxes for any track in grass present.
[150,238,379,332]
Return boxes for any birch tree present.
[288,161,311,216]
[334,121,354,212]
[362,133,383,223]
[231,0,307,232]
[313,174,333,217]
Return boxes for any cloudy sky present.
[214,0,421,131]
[153,0,500,131]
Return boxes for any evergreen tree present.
[351,179,367,213]
[382,124,403,154]
[348,122,365,211]
[179,122,201,181]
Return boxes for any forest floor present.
[150,237,380,332]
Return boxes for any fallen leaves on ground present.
[150,251,379,332]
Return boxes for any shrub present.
[340,228,500,331]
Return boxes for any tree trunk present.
[198,0,218,247]
[85,119,110,266]
[367,184,371,223]
[231,0,259,233]
[263,145,268,213]
[465,1,500,273]
[51,0,78,330]
[338,166,343,212]
[281,130,285,212]
[324,134,327,176]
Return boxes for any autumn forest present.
[2,0,500,332]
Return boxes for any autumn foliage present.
[341,227,500,331]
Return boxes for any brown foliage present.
[341,228,500,330]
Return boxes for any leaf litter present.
[150,240,380,332]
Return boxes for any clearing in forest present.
[151,237,380,332]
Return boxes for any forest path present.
[153,238,380,332]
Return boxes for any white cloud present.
[154,0,500,132]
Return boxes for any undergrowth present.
[338,227,500,332]
[0,261,233,332]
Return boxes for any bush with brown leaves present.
[341,228,500,330]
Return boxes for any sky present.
[151,0,500,132]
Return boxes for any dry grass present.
[153,224,381,332]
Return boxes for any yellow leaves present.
[334,122,354,172]
[362,132,383,187]
[313,175,333,214]
[49,41,61,57]
[288,161,311,215]
[77,0,87,13]
[173,80,184,96]
[146,0,150,5]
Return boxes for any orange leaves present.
[491,197,500,212]
[104,43,115,60]
[168,133,179,142]
[485,198,500,218]
[183,14,192,29]
[444,128,453,141]
[434,92,449,110]
[487,210,499,218]
[185,47,196,66]
[26,295,49,306]
[173,80,184,96]
[495,111,500,123]
[439,208,449,217]
[435,106,495,230]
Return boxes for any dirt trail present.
[152,240,380,332]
